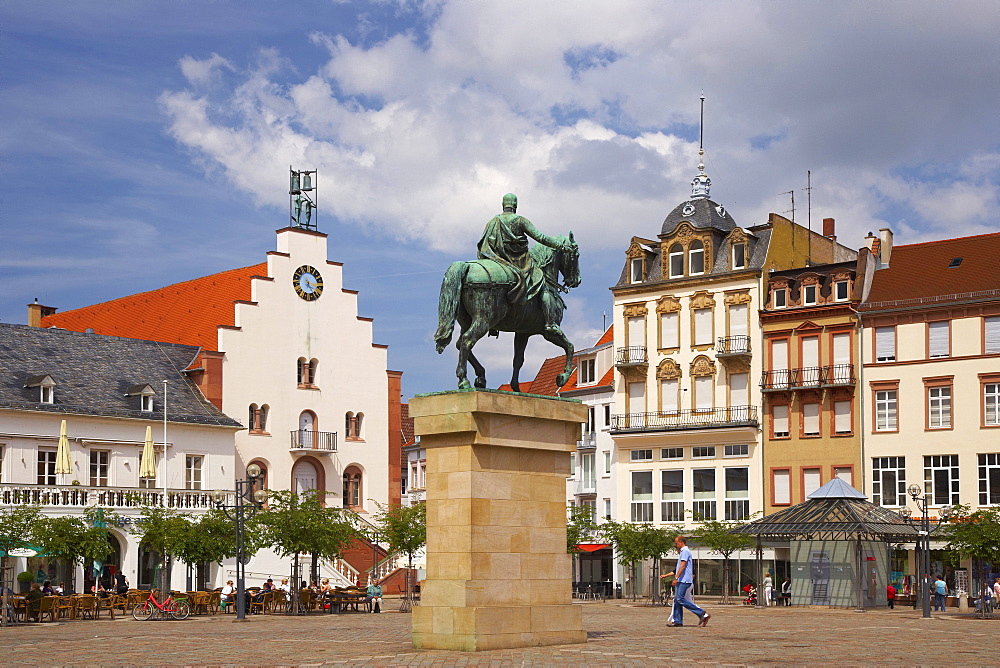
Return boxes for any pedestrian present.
[933,575,948,611]
[659,535,710,627]
[886,583,896,609]
[781,577,791,606]
[993,577,1000,602]
[763,572,773,606]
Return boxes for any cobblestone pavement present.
[2,600,994,666]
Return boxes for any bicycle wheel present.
[169,599,191,620]
[132,602,154,621]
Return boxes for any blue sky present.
[2,1,999,399]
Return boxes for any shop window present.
[630,470,653,522]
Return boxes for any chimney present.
[878,228,893,267]
[822,217,836,240]
[27,301,58,328]
[863,231,877,255]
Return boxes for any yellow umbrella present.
[140,426,157,479]
[55,419,72,475]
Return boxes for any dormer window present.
[25,375,56,404]
[579,357,597,384]
[834,280,849,302]
[125,384,156,412]
[630,258,644,284]
[732,243,746,270]
[689,240,705,275]
[773,288,787,309]
[669,244,684,278]
[803,284,817,306]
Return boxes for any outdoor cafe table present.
[323,590,368,614]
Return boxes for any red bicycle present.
[132,589,191,620]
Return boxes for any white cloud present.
[179,53,234,89]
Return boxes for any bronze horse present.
[434,233,580,391]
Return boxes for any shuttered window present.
[984,316,1000,355]
[627,316,645,348]
[729,304,747,337]
[660,379,678,413]
[834,400,852,434]
[772,404,789,437]
[773,469,791,505]
[834,467,853,485]
[928,321,950,358]
[694,309,713,345]
[803,468,822,498]
[771,339,788,371]
[802,403,820,436]
[628,381,645,413]
[660,312,679,349]
[694,376,713,411]
[875,326,895,362]
[833,333,850,365]
[729,373,748,407]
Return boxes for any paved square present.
[2,600,993,666]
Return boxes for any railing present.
[0,484,229,509]
[716,335,751,356]
[615,346,648,365]
[661,501,685,522]
[576,478,597,496]
[860,288,1000,311]
[760,364,855,390]
[289,430,337,451]
[611,406,758,433]
[576,431,597,449]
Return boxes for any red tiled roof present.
[519,355,569,397]
[864,233,1000,305]
[40,263,268,352]
[597,366,614,387]
[595,325,613,347]
[400,403,415,450]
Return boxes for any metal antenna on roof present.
[781,189,795,223]
[602,311,607,332]
[806,170,813,265]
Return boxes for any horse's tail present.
[434,261,468,353]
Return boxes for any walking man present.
[659,535,710,627]
[933,575,948,612]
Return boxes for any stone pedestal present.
[410,389,587,651]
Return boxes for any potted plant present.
[17,571,34,593]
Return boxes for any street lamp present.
[899,484,951,619]
[214,464,267,621]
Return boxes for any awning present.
[575,543,610,553]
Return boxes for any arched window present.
[345,412,356,439]
[669,244,684,278]
[354,412,364,440]
[298,410,316,448]
[308,358,318,385]
[343,466,362,509]
[259,404,269,432]
[248,459,268,495]
[689,240,705,275]
[248,404,259,431]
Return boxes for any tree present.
[372,502,426,608]
[172,510,242,573]
[34,508,117,593]
[941,504,1000,594]
[566,504,599,553]
[600,520,678,600]
[689,516,758,604]
[0,504,42,627]
[130,505,191,591]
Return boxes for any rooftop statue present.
[434,193,580,391]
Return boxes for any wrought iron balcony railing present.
[289,430,338,451]
[716,335,751,356]
[615,346,648,366]
[611,405,758,433]
[760,364,855,391]
[0,484,230,510]
[576,431,597,449]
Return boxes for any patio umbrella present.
[55,419,72,475]
[139,426,157,479]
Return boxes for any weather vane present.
[289,167,317,230]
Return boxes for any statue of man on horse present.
[434,193,581,391]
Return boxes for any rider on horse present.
[477,193,568,334]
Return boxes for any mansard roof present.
[661,197,738,236]
[0,323,241,427]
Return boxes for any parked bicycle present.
[132,589,190,621]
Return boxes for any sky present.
[2,0,999,400]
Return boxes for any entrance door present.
[293,460,317,494]
[298,412,315,449]
[810,550,831,605]
[83,534,122,594]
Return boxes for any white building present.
[0,323,240,592]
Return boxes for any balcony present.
[760,364,855,391]
[716,335,751,357]
[611,405,758,433]
[289,430,337,453]
[576,431,597,449]
[615,346,648,368]
[575,478,597,496]
[0,484,230,510]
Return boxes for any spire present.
[690,92,711,199]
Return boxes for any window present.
[669,244,684,278]
[37,449,56,485]
[258,404,268,432]
[694,375,713,411]
[803,468,821,498]
[875,390,898,431]
[660,378,679,414]
[569,453,576,477]
[772,404,790,438]
[141,394,153,412]
[928,321,950,358]
[728,304,748,338]
[631,471,653,522]
[986,383,1000,426]
[660,312,679,349]
[831,332,851,381]
[630,258,643,284]
[579,358,596,384]
[604,498,612,520]
[185,455,203,490]
[985,316,1000,355]
[927,386,952,429]
[725,467,750,520]
[581,453,596,490]
[661,470,684,522]
[345,412,359,440]
[803,284,817,305]
[603,451,611,474]
[875,326,895,362]
[834,400,852,434]
[773,288,787,309]
[801,336,820,383]
[833,467,853,486]
[769,338,790,388]
[834,280,849,301]
[583,405,596,434]
[40,385,54,404]
[802,403,820,436]
[297,357,316,386]
[729,372,748,407]
[732,243,746,270]
[343,467,362,508]
[630,449,653,462]
[693,309,713,346]
[978,454,1000,505]
[627,316,645,349]
[248,404,259,431]
[661,447,683,459]
[724,444,748,457]
[628,381,645,415]
[604,404,611,427]
[139,453,157,488]
[89,450,109,487]
[872,457,906,506]
[924,455,959,506]
[772,469,791,505]
[689,240,705,275]
[692,446,716,458]
[692,468,717,520]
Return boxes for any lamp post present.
[900,484,951,619]
[214,464,267,621]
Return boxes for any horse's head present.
[558,231,581,289]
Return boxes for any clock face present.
[292,265,323,301]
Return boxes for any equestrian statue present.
[434,193,581,391]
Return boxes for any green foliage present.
[171,509,241,566]
[16,571,33,583]
[942,504,1000,563]
[600,520,679,565]
[35,509,116,566]
[566,504,598,553]
[689,516,759,559]
[0,504,43,555]
[372,502,426,561]
[253,489,355,560]
[131,504,190,558]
